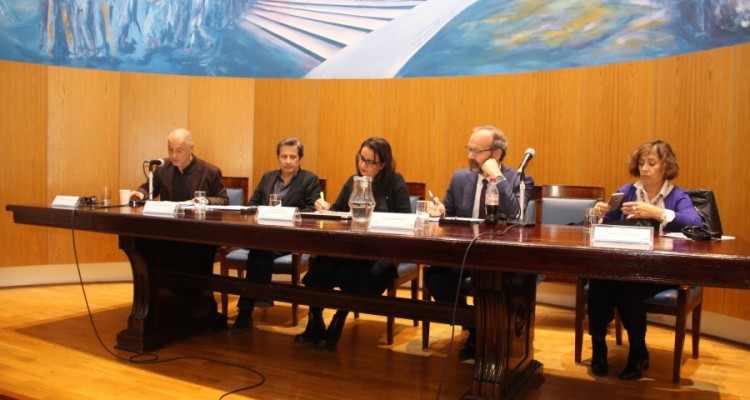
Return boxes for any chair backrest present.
[318,178,327,195]
[539,184,605,226]
[406,182,426,213]
[685,189,723,235]
[221,176,249,206]
[524,185,543,224]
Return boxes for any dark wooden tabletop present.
[8,204,750,289]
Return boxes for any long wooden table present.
[7,204,750,400]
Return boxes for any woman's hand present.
[314,198,330,211]
[594,201,610,215]
[622,201,658,219]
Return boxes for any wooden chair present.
[383,182,425,344]
[218,179,326,326]
[221,176,249,206]
[574,188,717,383]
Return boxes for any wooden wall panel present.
[655,48,736,315]
[188,76,254,178]
[47,66,121,263]
[580,61,656,196]
[515,69,584,187]
[318,79,385,199]
[0,61,48,266]
[253,79,320,191]
[119,73,189,191]
[383,78,448,196]
[440,75,517,199]
[722,43,750,319]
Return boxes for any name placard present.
[143,201,180,216]
[592,224,654,247]
[51,195,81,208]
[369,212,418,230]
[257,205,298,222]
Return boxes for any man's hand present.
[481,158,503,179]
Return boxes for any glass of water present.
[195,190,207,212]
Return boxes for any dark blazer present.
[442,164,534,219]
[136,155,228,205]
[248,169,321,211]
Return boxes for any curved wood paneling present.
[318,79,384,199]
[2,42,749,322]
[119,72,189,191]
[188,76,254,178]
[0,61,48,266]
[254,79,320,191]
[47,66,122,263]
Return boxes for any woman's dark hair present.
[276,137,304,158]
[356,137,396,197]
[627,139,679,180]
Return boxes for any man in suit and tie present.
[232,138,321,332]
[425,125,535,359]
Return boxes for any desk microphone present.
[517,148,535,174]
[144,159,165,166]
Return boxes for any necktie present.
[478,179,488,219]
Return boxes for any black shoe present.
[295,310,326,344]
[459,342,476,361]
[231,309,252,333]
[590,336,608,376]
[591,358,609,377]
[321,311,348,349]
[618,358,649,380]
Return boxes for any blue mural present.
[0,0,748,79]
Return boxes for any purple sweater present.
[603,183,703,232]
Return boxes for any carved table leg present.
[465,270,543,400]
[116,236,226,353]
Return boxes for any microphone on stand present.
[517,148,536,224]
[517,148,535,174]
[144,159,165,166]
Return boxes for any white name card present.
[257,205,298,222]
[51,195,81,208]
[369,212,418,230]
[143,201,180,216]
[592,224,654,247]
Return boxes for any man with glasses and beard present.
[424,125,535,360]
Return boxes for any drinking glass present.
[195,190,207,212]
[269,193,282,207]
[583,208,600,231]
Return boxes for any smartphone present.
[607,193,625,209]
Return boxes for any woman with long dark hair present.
[295,137,411,349]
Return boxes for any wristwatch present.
[659,212,667,223]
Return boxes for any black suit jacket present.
[248,169,321,211]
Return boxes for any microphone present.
[144,159,165,166]
[517,148,535,173]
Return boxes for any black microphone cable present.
[434,224,516,400]
[68,204,265,399]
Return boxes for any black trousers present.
[588,279,675,359]
[302,256,397,297]
[237,250,288,310]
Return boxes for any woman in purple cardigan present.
[587,140,703,380]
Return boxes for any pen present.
[428,190,439,204]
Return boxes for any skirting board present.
[1,265,748,345]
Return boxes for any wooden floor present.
[1,283,749,400]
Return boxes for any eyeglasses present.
[465,145,494,156]
[356,154,379,167]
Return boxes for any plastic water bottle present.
[484,177,499,225]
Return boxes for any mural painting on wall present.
[0,0,748,79]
